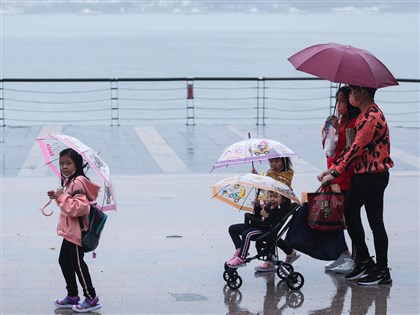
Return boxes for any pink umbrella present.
[288,43,398,89]
[37,133,117,215]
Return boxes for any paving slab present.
[1,123,419,314]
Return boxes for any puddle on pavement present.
[169,293,208,301]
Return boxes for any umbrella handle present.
[39,199,54,216]
[253,188,261,205]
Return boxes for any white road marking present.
[392,147,419,169]
[134,126,189,173]
[18,126,64,177]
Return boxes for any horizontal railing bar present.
[1,77,418,83]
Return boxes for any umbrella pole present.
[332,83,341,117]
[248,131,255,171]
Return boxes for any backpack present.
[79,205,108,252]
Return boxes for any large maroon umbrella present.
[288,43,398,88]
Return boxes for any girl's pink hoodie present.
[55,176,100,247]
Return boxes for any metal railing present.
[0,77,418,127]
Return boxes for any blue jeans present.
[345,171,390,270]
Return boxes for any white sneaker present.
[285,251,301,264]
[325,253,351,270]
[255,262,276,273]
[332,258,355,274]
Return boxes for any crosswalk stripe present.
[18,126,63,177]
[391,147,419,169]
[134,126,190,173]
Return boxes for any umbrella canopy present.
[288,42,398,89]
[211,173,301,212]
[211,138,298,171]
[37,133,117,212]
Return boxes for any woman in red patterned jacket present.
[318,85,393,286]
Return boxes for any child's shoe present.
[228,248,241,261]
[54,295,80,309]
[285,250,301,264]
[255,262,276,272]
[72,296,101,313]
[227,256,247,268]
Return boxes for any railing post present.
[329,82,338,115]
[110,78,120,126]
[256,77,266,126]
[0,81,4,127]
[262,78,266,126]
[186,78,195,126]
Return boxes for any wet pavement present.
[1,123,419,314]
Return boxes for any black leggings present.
[345,172,390,270]
[58,239,96,299]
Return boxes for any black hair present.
[336,85,361,121]
[269,157,293,171]
[59,148,88,186]
[348,85,377,98]
[283,157,293,171]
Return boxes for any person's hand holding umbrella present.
[48,188,64,200]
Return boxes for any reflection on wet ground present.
[223,272,305,314]
[223,270,392,315]
[309,272,391,315]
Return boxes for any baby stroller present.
[223,203,304,290]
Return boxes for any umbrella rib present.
[359,54,377,87]
[239,186,255,211]
[211,183,230,199]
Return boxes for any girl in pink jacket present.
[48,148,102,313]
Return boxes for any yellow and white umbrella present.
[211,173,300,212]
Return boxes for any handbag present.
[307,186,346,231]
[285,203,346,261]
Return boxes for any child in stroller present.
[227,190,299,268]
[224,190,304,290]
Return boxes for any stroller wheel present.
[223,270,238,282]
[276,263,294,279]
[286,272,304,290]
[223,270,229,282]
[227,275,243,290]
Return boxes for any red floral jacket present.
[332,103,394,175]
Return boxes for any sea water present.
[2,12,419,78]
[1,12,419,127]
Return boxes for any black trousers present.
[58,238,96,299]
[345,171,390,270]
